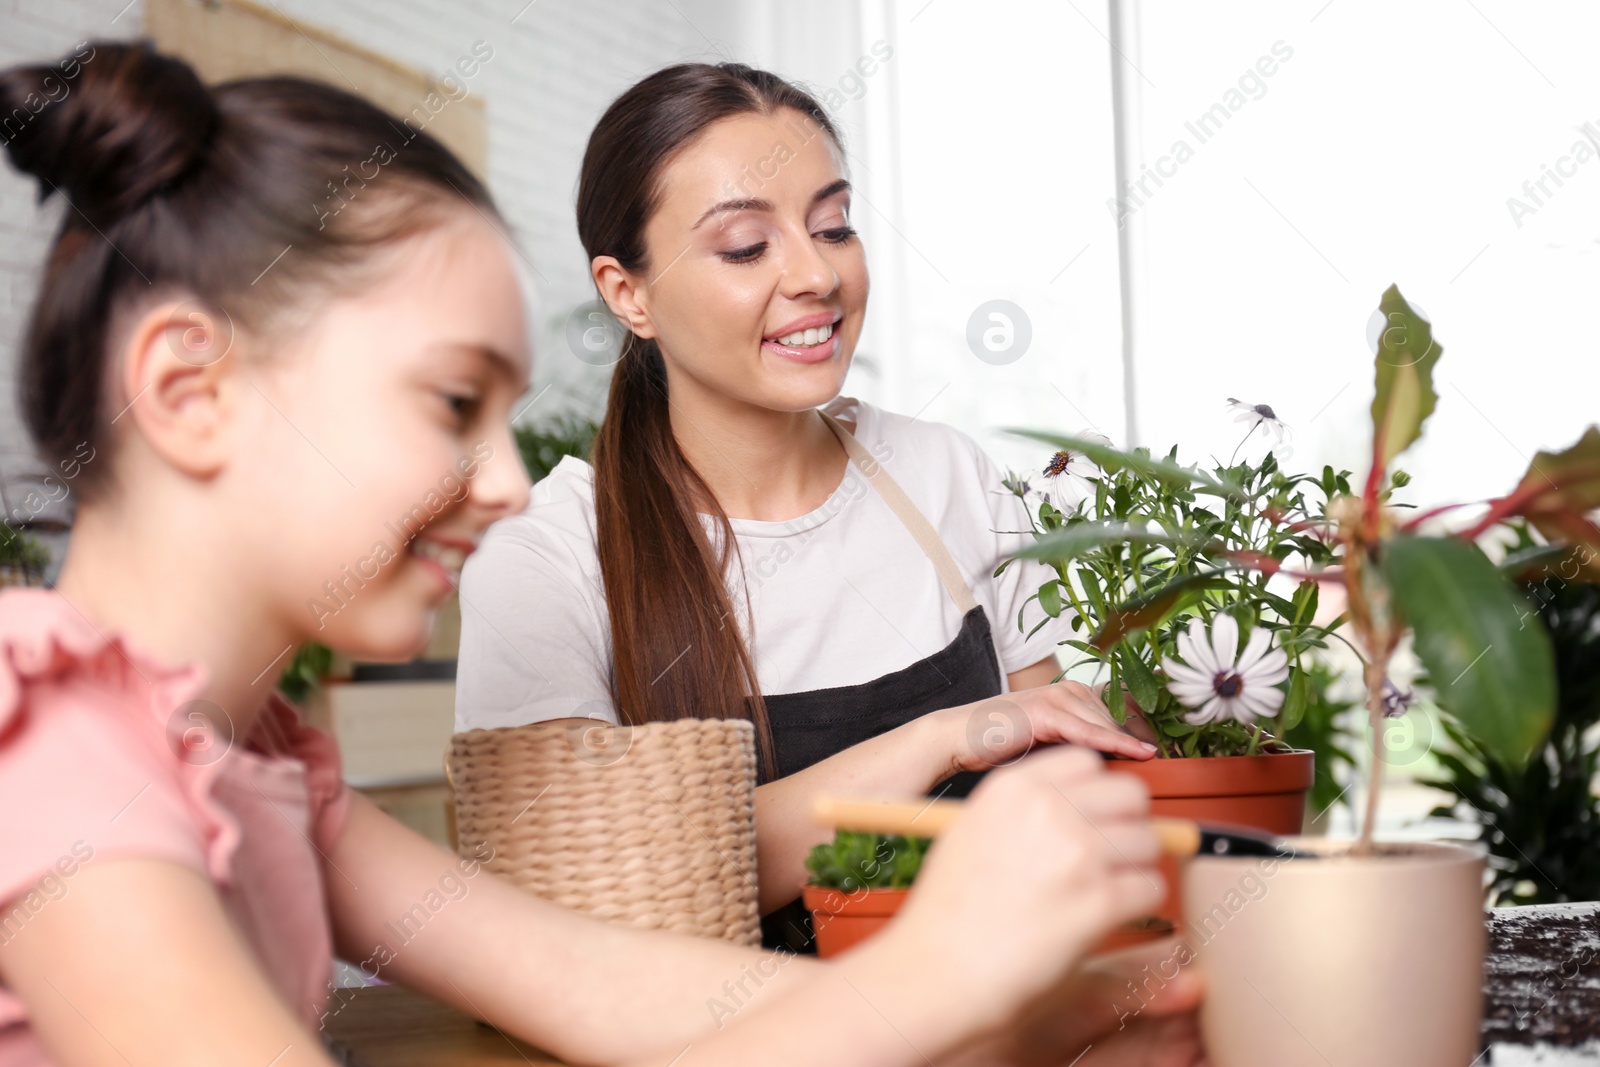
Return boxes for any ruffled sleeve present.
[250,691,352,855]
[0,587,343,890]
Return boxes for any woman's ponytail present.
[577,62,842,780]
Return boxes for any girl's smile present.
[409,534,476,591]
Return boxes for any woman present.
[455,63,1154,944]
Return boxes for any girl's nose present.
[470,424,532,521]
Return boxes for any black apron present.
[759,410,1005,952]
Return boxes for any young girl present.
[453,62,1155,948]
[0,41,1204,1067]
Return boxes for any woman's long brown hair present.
[576,64,842,781]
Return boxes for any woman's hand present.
[749,679,1150,916]
[858,745,1166,1046]
[939,679,1157,777]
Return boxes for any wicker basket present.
[447,717,761,946]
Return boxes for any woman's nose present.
[778,227,840,299]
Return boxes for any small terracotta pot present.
[1094,915,1176,954]
[1181,838,1487,1067]
[803,885,909,958]
[1104,750,1314,928]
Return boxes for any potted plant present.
[277,641,334,703]
[1034,286,1594,1066]
[801,831,927,958]
[0,521,50,588]
[1279,658,1362,832]
[1421,551,1600,906]
[1004,406,1353,926]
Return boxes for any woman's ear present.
[591,255,657,339]
[117,299,241,481]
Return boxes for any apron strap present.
[819,409,980,616]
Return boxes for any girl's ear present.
[118,299,241,480]
[591,255,657,339]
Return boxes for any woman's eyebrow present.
[691,179,853,230]
[811,178,851,204]
[694,197,770,229]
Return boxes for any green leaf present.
[1505,427,1600,578]
[1380,536,1556,768]
[1370,285,1443,468]
[1510,425,1600,514]
[1015,521,1202,562]
[1091,574,1231,651]
[805,832,931,890]
[1105,663,1126,722]
[1279,667,1308,732]
[1291,580,1320,628]
[1119,644,1162,712]
[1497,542,1574,579]
[1039,581,1063,618]
[1007,430,1245,500]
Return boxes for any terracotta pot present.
[1181,838,1487,1067]
[1104,750,1314,928]
[1095,916,1176,954]
[803,886,909,958]
[804,883,1173,959]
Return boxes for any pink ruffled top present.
[0,587,351,1060]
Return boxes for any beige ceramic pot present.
[1180,838,1486,1067]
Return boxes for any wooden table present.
[320,985,560,1066]
[323,903,1600,1065]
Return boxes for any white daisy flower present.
[1161,614,1290,728]
[1041,431,1111,512]
[1226,397,1288,444]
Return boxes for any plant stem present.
[1229,422,1260,467]
[1355,649,1388,856]
[1247,722,1263,756]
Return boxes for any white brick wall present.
[0,0,141,570]
[259,0,749,417]
[0,0,757,571]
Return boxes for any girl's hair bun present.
[0,40,218,226]
[4,38,496,503]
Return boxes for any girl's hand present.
[868,745,1165,1041]
[947,939,1208,1067]
[944,680,1157,775]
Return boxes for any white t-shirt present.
[453,397,1077,731]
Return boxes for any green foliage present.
[0,522,49,578]
[805,831,929,891]
[277,642,333,704]
[1009,430,1244,501]
[1508,426,1600,581]
[515,412,599,482]
[1007,443,1347,758]
[1281,659,1361,817]
[1369,284,1442,467]
[1422,578,1600,905]
[1381,536,1555,768]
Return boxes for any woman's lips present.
[762,331,841,365]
